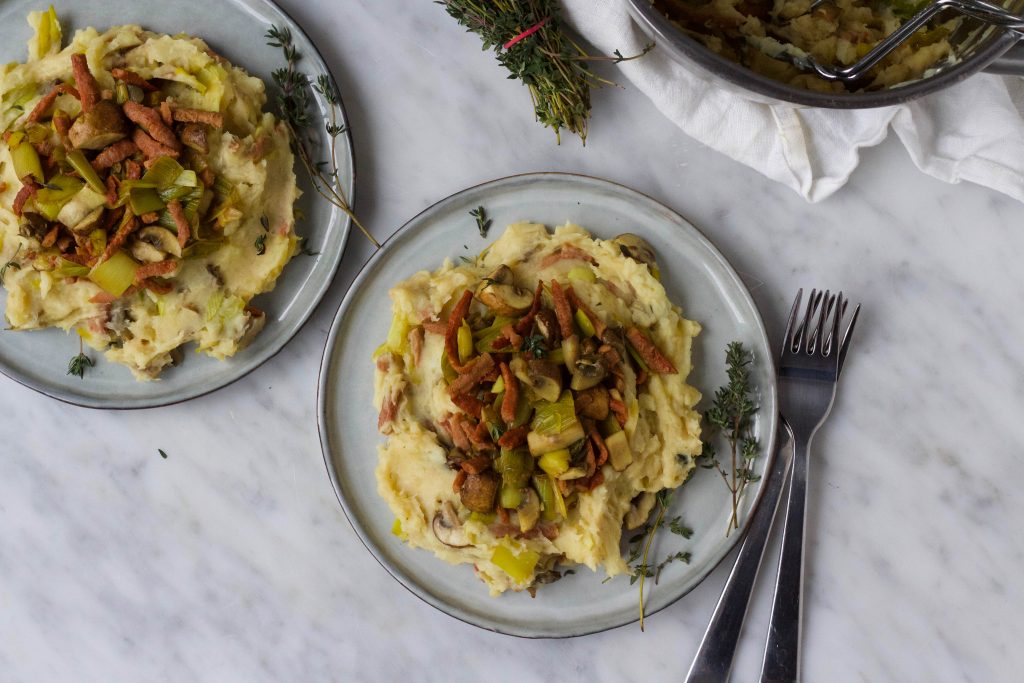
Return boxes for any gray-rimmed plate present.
[318,173,777,638]
[0,0,353,409]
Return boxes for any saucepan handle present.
[985,41,1024,74]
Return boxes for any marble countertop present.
[2,1,1022,680]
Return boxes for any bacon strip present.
[450,393,484,419]
[408,326,424,367]
[587,422,610,468]
[132,128,179,159]
[422,318,447,335]
[124,102,181,152]
[133,258,178,282]
[497,424,529,449]
[167,199,190,247]
[498,361,519,425]
[567,286,607,337]
[40,225,59,248]
[160,100,173,127]
[12,181,37,216]
[92,139,139,170]
[609,398,628,429]
[550,279,574,339]
[626,327,677,374]
[111,68,158,92]
[467,422,495,452]
[451,469,467,493]
[378,394,399,432]
[444,290,474,372]
[540,244,598,269]
[501,323,522,349]
[140,278,173,294]
[513,281,544,335]
[100,215,139,262]
[448,353,495,396]
[172,107,224,128]
[460,455,491,474]
[70,54,99,113]
[26,83,77,123]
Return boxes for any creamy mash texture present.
[0,10,298,379]
[374,222,703,595]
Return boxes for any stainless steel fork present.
[760,290,857,683]
[684,290,859,683]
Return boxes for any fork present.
[760,289,858,682]
[684,290,859,683]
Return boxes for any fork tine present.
[782,288,803,354]
[838,302,861,376]
[824,297,845,355]
[827,292,843,357]
[795,289,821,353]
[808,290,831,355]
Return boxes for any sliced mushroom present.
[570,353,608,391]
[130,226,182,263]
[517,488,541,533]
[575,385,610,420]
[459,470,500,513]
[432,501,470,548]
[534,309,560,343]
[69,206,104,235]
[18,212,50,240]
[179,123,209,154]
[476,265,533,315]
[68,100,130,150]
[613,233,657,269]
[524,359,562,403]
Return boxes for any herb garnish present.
[297,236,319,256]
[67,340,93,379]
[519,334,548,358]
[265,26,379,248]
[697,342,761,534]
[438,0,652,144]
[0,244,22,279]
[254,233,267,256]
[470,206,492,237]
[158,449,168,459]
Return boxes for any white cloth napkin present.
[561,0,1024,202]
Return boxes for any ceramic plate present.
[0,0,353,409]
[318,173,777,637]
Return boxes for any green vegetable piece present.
[34,175,83,220]
[129,187,165,215]
[66,149,106,195]
[490,544,539,584]
[495,447,533,488]
[575,308,596,338]
[88,250,138,295]
[10,135,44,184]
[499,483,523,509]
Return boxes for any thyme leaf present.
[1,244,22,279]
[67,352,93,379]
[254,233,267,255]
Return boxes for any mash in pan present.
[0,9,298,379]
[374,222,703,595]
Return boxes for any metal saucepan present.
[625,0,1024,107]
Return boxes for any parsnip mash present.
[374,222,703,595]
[0,9,298,379]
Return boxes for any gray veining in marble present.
[1,0,1022,680]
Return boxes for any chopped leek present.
[28,6,62,60]
[0,85,38,132]
[33,175,83,220]
[473,315,516,354]
[549,475,568,518]
[88,250,138,296]
[65,150,105,195]
[538,448,570,478]
[141,156,185,189]
[9,134,44,184]
[490,544,539,584]
[53,258,89,278]
[390,518,405,539]
[129,187,165,215]
[495,448,532,488]
[88,229,106,256]
[458,320,473,364]
[491,376,505,394]
[533,476,560,521]
[530,390,576,436]
[499,484,522,509]
[574,308,596,338]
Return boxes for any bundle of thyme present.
[698,342,761,534]
[439,0,651,144]
[265,26,379,248]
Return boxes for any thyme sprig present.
[697,342,761,534]
[0,244,22,279]
[67,339,93,379]
[438,0,652,144]
[625,490,693,631]
[265,26,379,248]
[470,206,492,238]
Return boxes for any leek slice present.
[530,390,576,436]
[88,251,138,295]
[66,150,105,195]
[34,175,83,220]
[490,544,539,584]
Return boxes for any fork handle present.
[760,433,813,683]
[684,433,793,683]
